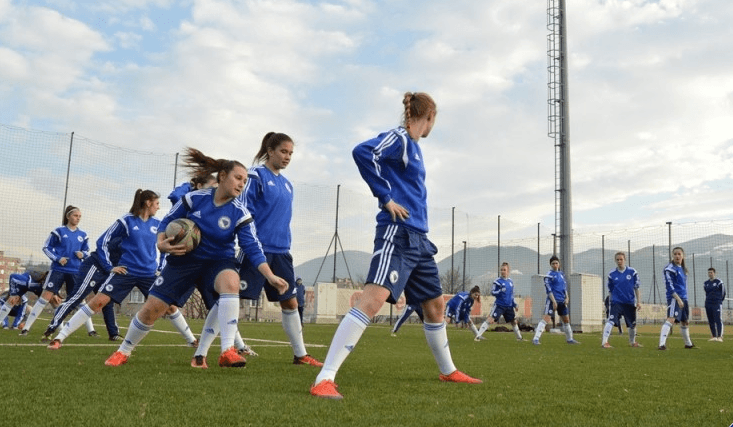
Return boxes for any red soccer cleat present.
[294,354,323,367]
[310,380,343,400]
[105,351,129,367]
[218,347,246,368]
[439,370,483,384]
[191,355,208,369]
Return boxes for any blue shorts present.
[543,299,569,317]
[149,255,238,307]
[365,225,443,306]
[490,305,516,323]
[43,270,76,296]
[609,302,637,328]
[239,252,296,302]
[666,298,689,323]
[99,273,155,305]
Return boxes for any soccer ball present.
[165,218,201,254]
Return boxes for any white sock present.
[23,298,48,331]
[476,321,489,337]
[469,323,479,337]
[282,308,307,357]
[659,321,672,347]
[234,329,245,350]
[534,320,547,341]
[56,304,94,341]
[424,322,457,375]
[195,304,219,357]
[85,317,96,333]
[629,327,636,344]
[217,294,239,352]
[681,326,693,346]
[564,323,574,341]
[513,324,522,339]
[602,322,614,345]
[118,313,153,355]
[168,308,196,344]
[315,308,369,384]
[0,302,12,324]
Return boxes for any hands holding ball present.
[160,218,201,256]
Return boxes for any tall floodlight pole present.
[548,0,573,274]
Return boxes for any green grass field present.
[1,319,731,427]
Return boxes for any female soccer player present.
[601,252,642,348]
[310,92,481,400]
[659,247,695,350]
[532,255,580,345]
[475,263,523,341]
[104,148,287,368]
[21,206,90,336]
[168,174,217,205]
[445,286,482,338]
[704,267,725,342]
[192,132,321,368]
[48,190,195,349]
[0,271,46,326]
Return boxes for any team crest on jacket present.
[626,275,631,280]
[77,236,84,242]
[239,280,248,291]
[218,216,231,229]
[105,284,114,292]
[389,270,399,284]
[150,226,158,233]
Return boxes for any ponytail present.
[129,189,159,216]
[253,132,293,165]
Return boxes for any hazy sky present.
[1,0,731,233]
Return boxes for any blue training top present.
[704,278,726,305]
[160,188,266,267]
[607,266,640,305]
[492,277,517,308]
[42,226,89,274]
[97,214,160,277]
[242,165,293,254]
[664,262,687,300]
[168,182,193,205]
[544,270,568,303]
[352,127,429,233]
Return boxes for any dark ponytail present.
[253,132,293,165]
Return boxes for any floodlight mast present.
[547,0,573,274]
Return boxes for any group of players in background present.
[0,91,726,400]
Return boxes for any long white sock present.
[469,323,479,337]
[681,326,693,346]
[0,301,12,324]
[217,294,239,352]
[659,321,672,347]
[118,313,152,355]
[476,321,489,337]
[513,324,522,339]
[534,320,547,341]
[56,304,94,341]
[23,298,48,331]
[315,308,369,384]
[628,327,636,344]
[282,308,307,357]
[85,317,96,333]
[424,322,457,375]
[195,304,219,357]
[602,322,614,345]
[564,323,574,341]
[168,308,196,344]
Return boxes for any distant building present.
[0,251,23,293]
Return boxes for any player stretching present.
[310,92,481,400]
[601,252,642,348]
[532,255,580,345]
[475,262,523,341]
